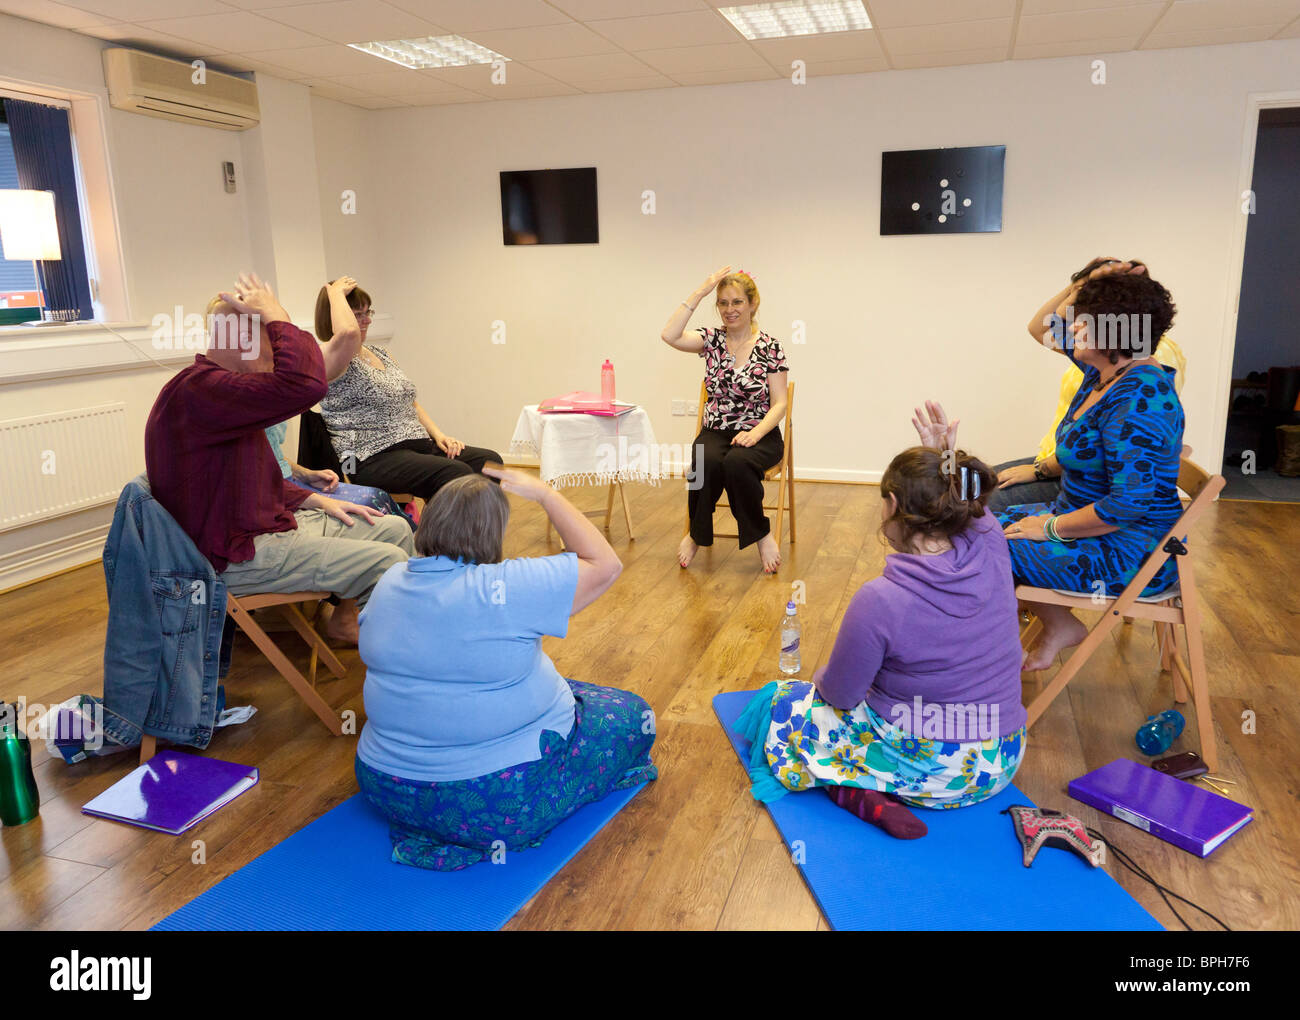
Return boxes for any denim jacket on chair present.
[102,476,230,748]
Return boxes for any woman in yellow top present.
[987,257,1186,514]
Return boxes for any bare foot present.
[678,535,699,568]
[1023,614,1088,670]
[322,601,360,645]
[757,534,781,573]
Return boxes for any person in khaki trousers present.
[144,272,413,644]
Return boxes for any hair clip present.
[959,465,980,502]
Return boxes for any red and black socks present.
[826,785,929,839]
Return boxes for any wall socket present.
[671,399,699,417]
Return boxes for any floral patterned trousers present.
[356,680,657,870]
[737,680,1026,810]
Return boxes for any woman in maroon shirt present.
[661,267,789,574]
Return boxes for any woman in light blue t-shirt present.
[355,468,657,871]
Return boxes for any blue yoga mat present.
[713,691,1162,931]
[153,785,645,931]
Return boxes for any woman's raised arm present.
[483,465,622,614]
[661,266,731,353]
[320,276,363,382]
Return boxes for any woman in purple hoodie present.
[733,405,1026,839]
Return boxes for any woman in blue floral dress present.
[1004,262,1183,670]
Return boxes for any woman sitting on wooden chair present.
[661,266,789,573]
[998,262,1184,670]
[354,468,657,871]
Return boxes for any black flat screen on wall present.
[880,145,1005,235]
[500,167,598,245]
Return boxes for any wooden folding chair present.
[1018,456,1225,770]
[139,591,348,763]
[683,378,796,544]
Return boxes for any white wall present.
[317,39,1300,481]
[0,13,325,590]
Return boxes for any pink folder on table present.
[1068,758,1252,857]
[538,391,636,417]
[82,750,259,835]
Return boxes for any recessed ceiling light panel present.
[718,0,871,40]
[349,35,510,70]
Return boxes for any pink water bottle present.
[601,359,615,404]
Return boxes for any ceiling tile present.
[588,9,737,50]
[1022,0,1177,12]
[1141,24,1283,47]
[748,28,883,63]
[574,73,677,91]
[0,0,120,29]
[321,67,467,93]
[1013,35,1144,58]
[866,0,1016,30]
[60,0,228,17]
[801,56,890,75]
[1150,0,1300,32]
[420,61,554,88]
[223,0,337,7]
[552,0,705,18]
[527,51,659,81]
[391,88,488,103]
[139,11,329,52]
[466,22,620,60]
[298,77,374,100]
[889,46,1007,68]
[80,22,201,55]
[879,18,1013,54]
[464,80,582,99]
[634,40,767,72]
[1024,0,1180,11]
[384,0,571,33]
[259,0,445,45]
[239,43,399,76]
[348,94,410,108]
[1017,2,1164,45]
[667,66,781,85]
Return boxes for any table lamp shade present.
[0,189,62,261]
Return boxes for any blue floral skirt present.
[734,681,1026,810]
[355,679,657,871]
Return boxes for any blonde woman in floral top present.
[661,267,789,573]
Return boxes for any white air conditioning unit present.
[103,48,260,131]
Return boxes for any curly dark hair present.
[1073,273,1175,363]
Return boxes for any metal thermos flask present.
[0,701,41,826]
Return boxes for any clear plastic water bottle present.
[601,359,615,403]
[1135,709,1185,756]
[779,601,801,675]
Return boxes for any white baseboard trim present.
[0,524,107,593]
[502,453,880,485]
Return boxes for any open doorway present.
[1222,106,1300,502]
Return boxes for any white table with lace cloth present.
[509,405,664,540]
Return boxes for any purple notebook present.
[1068,758,1252,857]
[82,750,259,835]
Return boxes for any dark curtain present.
[3,98,93,321]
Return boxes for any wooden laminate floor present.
[2,479,1297,931]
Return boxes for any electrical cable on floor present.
[1087,826,1231,931]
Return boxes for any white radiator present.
[0,403,132,532]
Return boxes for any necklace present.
[726,328,756,360]
[1092,358,1149,393]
